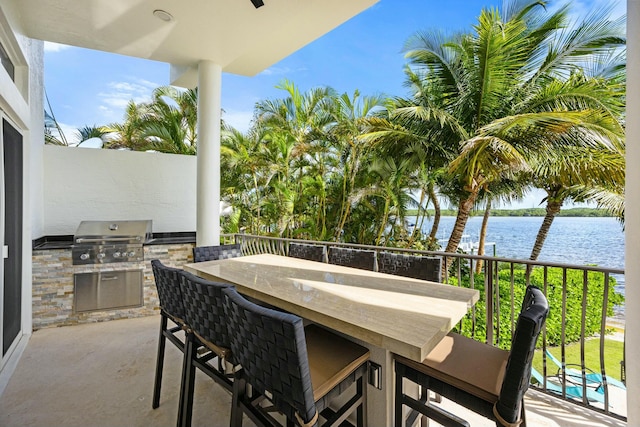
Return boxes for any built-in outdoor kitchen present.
[32,219,196,329]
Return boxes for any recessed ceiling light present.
[153,9,173,22]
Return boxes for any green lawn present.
[532,339,624,382]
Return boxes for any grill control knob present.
[128,251,137,258]
[114,252,121,258]
[97,252,106,259]
[80,253,90,261]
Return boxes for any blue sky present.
[44,0,625,208]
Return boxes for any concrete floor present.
[0,316,237,427]
[0,316,627,427]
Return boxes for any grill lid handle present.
[75,236,141,243]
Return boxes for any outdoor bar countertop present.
[32,232,196,250]
[184,253,479,362]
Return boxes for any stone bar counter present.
[31,233,196,329]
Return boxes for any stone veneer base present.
[32,243,195,329]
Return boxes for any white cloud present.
[97,78,159,122]
[100,97,130,109]
[108,82,140,92]
[44,42,71,53]
[131,77,159,89]
[223,109,254,133]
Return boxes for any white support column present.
[626,0,639,423]
[196,61,222,246]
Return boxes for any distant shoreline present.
[406,207,615,217]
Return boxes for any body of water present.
[415,215,626,301]
[413,215,626,316]
[414,216,625,270]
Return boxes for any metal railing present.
[221,233,627,421]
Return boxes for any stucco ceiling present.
[6,0,378,87]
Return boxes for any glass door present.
[1,117,23,366]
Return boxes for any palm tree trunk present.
[408,187,427,246]
[445,192,477,254]
[428,182,441,243]
[475,198,492,274]
[416,208,428,241]
[336,203,352,242]
[529,198,563,261]
[320,192,327,240]
[443,190,478,279]
[335,168,350,240]
[335,147,360,241]
[319,166,328,239]
[336,162,359,241]
[375,197,391,246]
[253,174,261,234]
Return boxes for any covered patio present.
[0,0,639,425]
[0,315,626,427]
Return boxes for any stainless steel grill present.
[72,220,152,265]
[72,220,151,313]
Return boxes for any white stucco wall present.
[0,3,43,380]
[21,34,44,340]
[43,146,196,235]
[27,38,45,241]
[0,6,44,239]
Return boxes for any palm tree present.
[142,86,199,154]
[102,101,150,150]
[528,145,625,261]
[44,89,69,146]
[221,124,270,234]
[527,49,626,261]
[45,108,109,147]
[259,131,298,235]
[475,178,528,273]
[75,125,105,141]
[403,0,625,255]
[405,162,441,248]
[363,156,416,245]
[74,125,110,147]
[101,86,202,153]
[255,80,334,238]
[44,110,67,146]
[360,65,461,248]
[328,90,386,241]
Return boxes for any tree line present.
[407,208,615,217]
[46,0,626,261]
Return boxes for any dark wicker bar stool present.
[193,243,242,263]
[328,247,376,271]
[150,260,190,424]
[179,271,234,427]
[394,285,549,427]
[377,252,442,282]
[223,287,370,427]
[288,243,327,263]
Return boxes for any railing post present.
[494,259,500,346]
[485,259,494,346]
[373,249,379,272]
[470,260,476,337]
[599,271,611,412]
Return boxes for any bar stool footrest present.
[402,393,470,427]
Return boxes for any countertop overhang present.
[32,232,196,250]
